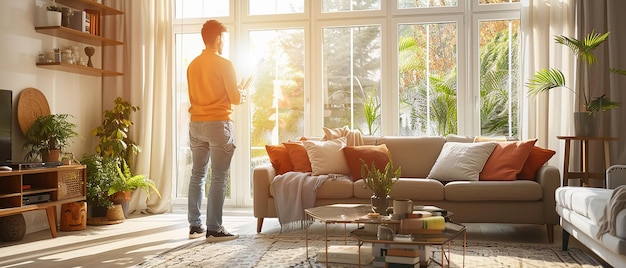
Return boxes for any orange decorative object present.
[60,202,87,231]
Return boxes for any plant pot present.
[41,149,61,162]
[88,204,108,218]
[109,191,132,218]
[106,204,125,221]
[46,10,62,26]
[371,194,391,216]
[574,112,598,137]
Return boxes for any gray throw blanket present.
[597,185,626,239]
[270,172,349,231]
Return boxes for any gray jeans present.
[187,120,235,231]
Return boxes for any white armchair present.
[607,165,626,189]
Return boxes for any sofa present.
[556,165,626,267]
[254,135,561,242]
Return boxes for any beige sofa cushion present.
[352,178,445,200]
[444,180,543,201]
[375,136,445,178]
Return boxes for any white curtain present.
[520,0,577,175]
[103,0,173,214]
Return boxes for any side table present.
[557,136,616,187]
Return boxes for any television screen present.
[0,89,12,162]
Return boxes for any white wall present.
[0,0,103,234]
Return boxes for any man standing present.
[186,20,241,241]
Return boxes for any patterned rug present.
[134,232,603,268]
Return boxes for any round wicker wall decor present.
[17,87,51,135]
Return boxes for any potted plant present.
[360,155,401,216]
[92,97,140,173]
[107,160,161,218]
[82,154,116,218]
[45,0,62,26]
[526,31,625,136]
[23,114,78,162]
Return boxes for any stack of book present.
[384,247,420,268]
[371,244,431,268]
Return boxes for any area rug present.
[135,233,603,268]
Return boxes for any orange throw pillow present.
[265,144,293,175]
[283,142,312,172]
[518,146,556,180]
[343,144,390,181]
[479,139,537,181]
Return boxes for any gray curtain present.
[577,0,626,172]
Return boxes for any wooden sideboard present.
[0,165,86,238]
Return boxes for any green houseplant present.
[23,114,78,162]
[360,155,401,216]
[92,97,140,172]
[107,160,161,218]
[82,154,117,215]
[526,31,625,136]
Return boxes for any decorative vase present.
[0,214,26,242]
[84,46,95,67]
[370,194,391,216]
[574,112,598,137]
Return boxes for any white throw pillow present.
[427,142,497,181]
[303,137,350,176]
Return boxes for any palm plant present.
[108,160,161,198]
[526,31,624,113]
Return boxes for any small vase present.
[371,194,391,216]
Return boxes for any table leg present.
[583,139,590,186]
[325,223,329,267]
[563,140,571,186]
[45,206,57,238]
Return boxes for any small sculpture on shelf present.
[84,46,95,67]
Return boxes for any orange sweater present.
[187,49,241,121]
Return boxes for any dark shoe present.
[206,226,239,242]
[189,226,206,239]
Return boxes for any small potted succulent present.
[361,154,401,216]
[45,0,62,26]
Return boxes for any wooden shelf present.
[37,62,123,76]
[35,26,122,46]
[56,0,123,16]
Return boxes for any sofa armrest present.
[536,165,560,224]
[253,165,276,218]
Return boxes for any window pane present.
[322,0,381,13]
[248,28,305,191]
[479,19,520,137]
[175,0,229,19]
[249,0,304,15]
[174,32,230,199]
[322,25,382,135]
[398,0,458,9]
[398,22,457,136]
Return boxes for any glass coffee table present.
[304,204,465,267]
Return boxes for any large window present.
[172,0,521,207]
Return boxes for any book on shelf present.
[385,255,420,265]
[386,247,420,258]
[85,9,100,35]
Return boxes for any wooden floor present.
[0,208,611,268]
